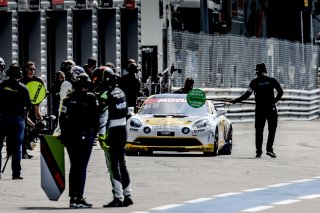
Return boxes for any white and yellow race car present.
[126,93,233,156]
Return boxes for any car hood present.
[136,114,208,126]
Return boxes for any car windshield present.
[139,97,208,115]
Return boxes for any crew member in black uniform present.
[230,63,283,158]
[118,62,141,112]
[91,66,133,208]
[59,73,99,208]
[0,63,32,179]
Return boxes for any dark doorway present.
[0,11,12,64]
[97,8,117,66]
[18,11,41,74]
[46,10,68,114]
[72,9,93,66]
[120,8,138,73]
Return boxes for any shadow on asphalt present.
[129,152,214,157]
[22,207,103,210]
[129,153,264,159]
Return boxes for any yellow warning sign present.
[26,81,47,104]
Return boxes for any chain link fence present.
[168,31,319,91]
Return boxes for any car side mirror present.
[127,107,135,120]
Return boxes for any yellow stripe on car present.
[144,117,192,125]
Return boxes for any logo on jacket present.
[116,102,126,109]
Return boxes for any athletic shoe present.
[27,141,36,150]
[23,153,33,159]
[123,196,133,207]
[12,176,23,180]
[75,198,92,208]
[103,198,123,207]
[255,154,261,158]
[69,197,77,208]
[266,151,277,158]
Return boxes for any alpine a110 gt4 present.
[126,93,233,156]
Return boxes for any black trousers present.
[65,141,93,198]
[255,105,278,155]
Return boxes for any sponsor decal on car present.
[193,129,205,133]
[157,131,175,136]
[144,98,186,105]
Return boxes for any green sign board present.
[186,89,206,108]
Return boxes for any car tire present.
[220,125,233,155]
[203,128,218,157]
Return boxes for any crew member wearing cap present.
[0,57,6,83]
[230,63,283,158]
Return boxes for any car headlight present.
[192,119,209,128]
[129,118,142,128]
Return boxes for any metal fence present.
[168,31,319,91]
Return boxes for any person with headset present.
[0,63,32,179]
[59,73,99,208]
[230,63,283,158]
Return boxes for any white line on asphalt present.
[150,204,184,211]
[184,197,213,203]
[140,178,319,213]
[214,192,242,197]
[299,194,320,199]
[242,205,274,212]
[267,182,293,187]
[242,188,267,192]
[291,179,313,183]
[131,212,149,213]
[272,199,300,205]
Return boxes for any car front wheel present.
[203,128,218,157]
[219,124,233,155]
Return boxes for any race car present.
[126,93,233,156]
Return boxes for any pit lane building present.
[0,0,319,120]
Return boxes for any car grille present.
[135,138,203,146]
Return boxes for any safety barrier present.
[172,87,320,122]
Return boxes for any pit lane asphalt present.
[1,120,320,213]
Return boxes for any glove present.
[99,134,109,151]
[100,141,109,151]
